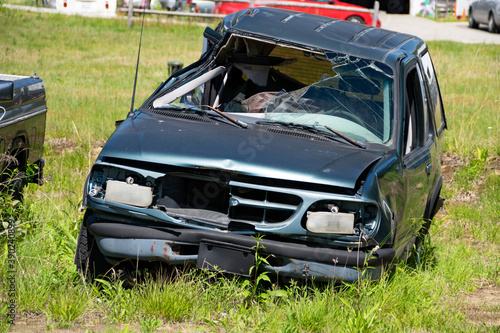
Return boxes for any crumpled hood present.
[99,113,383,189]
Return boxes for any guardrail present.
[122,0,380,26]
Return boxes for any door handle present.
[426,164,432,175]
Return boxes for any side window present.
[403,68,425,156]
[420,52,446,136]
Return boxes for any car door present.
[395,59,435,257]
[476,0,489,22]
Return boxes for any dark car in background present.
[0,74,46,197]
[75,7,446,282]
[469,0,500,33]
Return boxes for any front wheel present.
[469,9,478,29]
[346,15,366,25]
[74,211,113,280]
[488,14,498,33]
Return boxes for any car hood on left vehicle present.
[99,113,383,190]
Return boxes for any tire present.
[488,13,498,33]
[74,210,113,280]
[469,9,478,29]
[346,15,366,25]
[8,171,26,202]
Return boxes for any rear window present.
[420,52,446,135]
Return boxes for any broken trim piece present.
[153,66,226,108]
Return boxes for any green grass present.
[0,8,499,332]
[427,41,500,157]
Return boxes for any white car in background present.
[44,0,117,15]
[469,0,500,32]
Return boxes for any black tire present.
[8,171,26,202]
[75,210,113,280]
[488,13,498,33]
[469,9,478,29]
[346,15,366,25]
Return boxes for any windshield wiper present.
[157,105,247,129]
[320,125,366,149]
[257,120,365,149]
[204,105,248,129]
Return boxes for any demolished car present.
[75,7,446,282]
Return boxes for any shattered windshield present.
[152,35,394,145]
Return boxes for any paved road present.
[379,12,500,44]
[3,4,500,44]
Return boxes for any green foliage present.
[453,147,494,192]
[427,41,500,158]
[448,172,500,247]
[92,279,138,323]
[283,287,333,333]
[0,302,12,333]
[139,276,197,322]
[138,315,162,333]
[46,283,89,328]
[0,168,32,238]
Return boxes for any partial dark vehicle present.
[160,0,177,10]
[0,74,46,198]
[341,0,409,14]
[469,0,500,33]
[75,8,446,282]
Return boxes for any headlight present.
[104,180,153,207]
[304,200,378,235]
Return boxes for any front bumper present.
[87,215,395,282]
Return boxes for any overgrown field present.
[0,8,499,332]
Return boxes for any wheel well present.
[346,15,366,24]
[4,137,29,172]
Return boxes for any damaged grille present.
[229,183,302,223]
[155,174,302,226]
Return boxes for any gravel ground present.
[3,4,500,44]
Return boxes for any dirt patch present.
[46,138,78,151]
[461,283,500,327]
[441,153,500,207]
[10,312,205,332]
[46,138,106,158]
[441,153,464,184]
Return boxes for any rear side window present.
[404,68,424,155]
[420,52,446,136]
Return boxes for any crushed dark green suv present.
[75,7,446,282]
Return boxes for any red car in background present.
[214,0,381,27]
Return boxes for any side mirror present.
[0,81,14,101]
[203,27,222,45]
[202,27,223,57]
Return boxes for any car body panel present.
[100,113,382,189]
